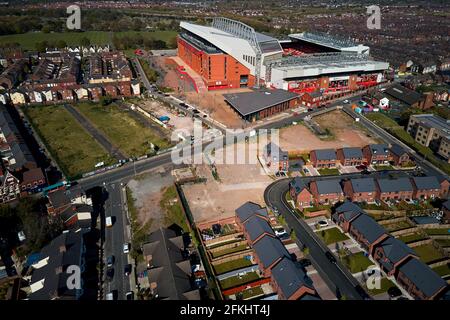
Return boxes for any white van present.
[106,216,113,228]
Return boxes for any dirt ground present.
[279,110,378,152]
[127,167,174,232]
[182,141,272,223]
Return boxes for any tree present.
[100,95,113,106]
[55,40,67,49]
[35,41,49,53]
[80,36,91,47]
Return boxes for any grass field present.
[76,102,171,157]
[413,243,446,264]
[24,105,114,178]
[342,252,374,273]
[211,244,249,259]
[160,185,189,232]
[213,258,253,275]
[316,227,349,245]
[0,30,177,50]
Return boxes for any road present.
[64,103,127,161]
[103,182,131,300]
[264,178,367,300]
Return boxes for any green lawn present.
[160,185,189,232]
[211,244,249,259]
[397,232,428,244]
[365,277,396,296]
[0,30,177,50]
[304,204,331,213]
[23,105,114,178]
[318,168,340,176]
[383,220,414,232]
[424,228,450,236]
[341,252,374,273]
[413,244,446,264]
[76,102,171,157]
[213,258,253,275]
[316,227,349,245]
[219,271,260,290]
[240,286,264,299]
[432,264,450,277]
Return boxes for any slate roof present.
[313,179,343,195]
[390,144,408,157]
[377,178,413,193]
[334,201,365,222]
[235,202,268,223]
[252,235,290,269]
[368,144,390,156]
[350,178,377,193]
[341,147,363,159]
[243,215,275,243]
[412,176,441,190]
[350,213,387,245]
[398,258,447,299]
[290,177,308,194]
[384,84,424,106]
[142,228,199,300]
[271,257,314,299]
[223,89,299,117]
[376,236,416,272]
[312,149,336,161]
[443,199,450,211]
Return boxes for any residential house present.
[242,215,275,245]
[300,91,324,108]
[384,84,433,110]
[389,144,411,166]
[439,178,450,198]
[20,167,46,193]
[28,231,86,300]
[235,201,269,229]
[376,178,414,201]
[310,149,338,168]
[0,169,20,203]
[309,179,344,205]
[336,147,365,166]
[252,235,291,277]
[141,228,200,300]
[411,176,441,200]
[88,86,103,101]
[270,257,317,300]
[342,178,377,203]
[264,142,289,173]
[363,144,391,165]
[289,177,313,209]
[396,258,448,300]
[372,236,417,276]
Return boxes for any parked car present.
[107,255,115,268]
[303,168,309,174]
[106,290,118,300]
[307,108,313,112]
[317,220,329,227]
[124,264,132,276]
[125,291,134,300]
[123,243,130,254]
[325,251,336,263]
[299,259,312,268]
[361,169,371,175]
[343,99,349,104]
[388,286,402,298]
[106,267,114,281]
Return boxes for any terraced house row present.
[333,202,448,300]
[289,176,449,209]
[235,202,320,300]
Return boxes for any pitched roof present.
[340,147,363,159]
[243,215,275,242]
[350,178,377,193]
[312,149,336,161]
[368,144,390,156]
[350,213,387,244]
[376,236,416,272]
[313,179,343,195]
[390,144,408,157]
[412,176,441,190]
[398,258,447,298]
[271,257,314,299]
[384,84,424,106]
[334,201,365,222]
[290,177,309,194]
[377,178,413,193]
[235,202,268,223]
[252,235,290,269]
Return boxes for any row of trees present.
[112,34,174,50]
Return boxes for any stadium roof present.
[224,89,299,117]
[289,32,358,50]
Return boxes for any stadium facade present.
[177,17,389,95]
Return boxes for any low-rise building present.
[20,167,46,193]
[252,235,291,277]
[0,169,20,203]
[263,142,289,173]
[376,178,414,201]
[289,177,313,209]
[243,215,275,245]
[372,236,417,276]
[235,201,269,228]
[363,144,391,165]
[310,149,338,168]
[389,144,411,166]
[342,178,377,203]
[309,179,344,205]
[411,176,441,200]
[336,147,365,166]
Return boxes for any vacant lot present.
[76,102,171,157]
[24,105,114,177]
[280,111,378,152]
[0,30,176,50]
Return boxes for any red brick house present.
[270,257,317,300]
[310,149,338,168]
[439,179,450,198]
[242,215,275,246]
[342,178,377,203]
[411,176,441,200]
[336,147,365,166]
[289,177,313,209]
[88,86,103,101]
[263,143,289,173]
[309,179,344,205]
[363,144,391,165]
[300,91,324,108]
[104,84,118,98]
[20,167,46,192]
[372,236,417,276]
[252,235,290,277]
[389,144,411,166]
[117,81,132,97]
[376,178,414,201]
[235,201,269,230]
